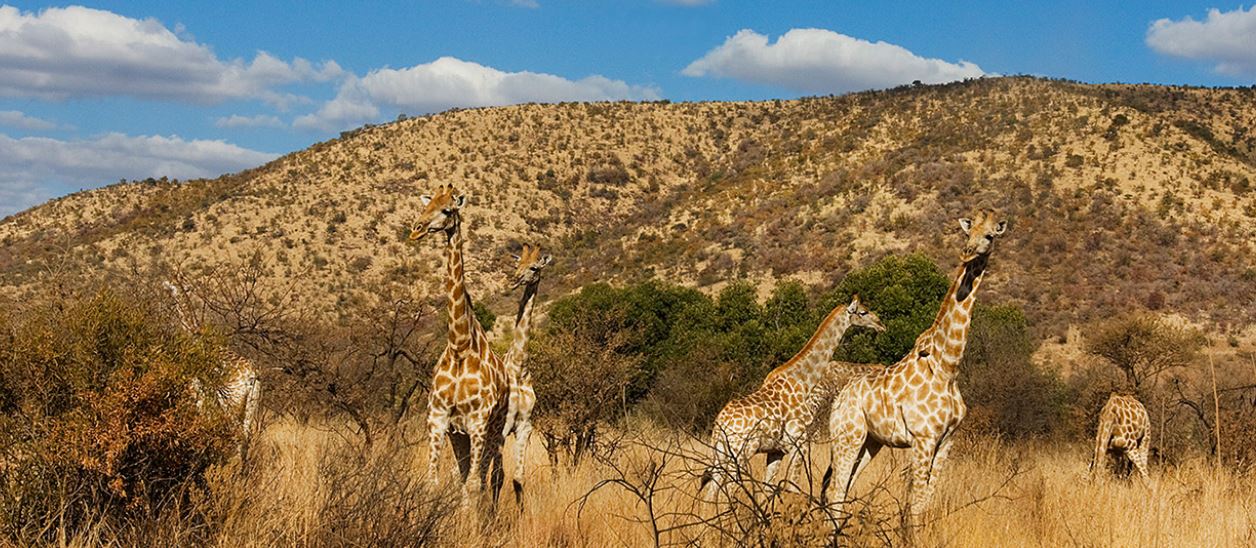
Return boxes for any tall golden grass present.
[48,418,1252,547]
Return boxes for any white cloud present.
[295,56,660,132]
[0,110,59,131]
[682,28,986,93]
[0,132,277,216]
[0,5,343,104]
[214,114,284,129]
[1147,6,1256,76]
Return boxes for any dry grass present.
[51,419,1250,547]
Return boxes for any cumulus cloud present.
[214,114,284,129]
[1147,6,1256,76]
[294,56,659,132]
[0,110,59,131]
[682,28,986,93]
[0,5,342,105]
[0,132,277,216]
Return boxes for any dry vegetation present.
[37,419,1256,547]
[3,77,1256,545]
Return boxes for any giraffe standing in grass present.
[163,281,262,461]
[411,184,511,506]
[822,210,1007,525]
[1089,393,1150,480]
[501,243,552,508]
[700,295,886,501]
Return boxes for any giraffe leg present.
[763,449,786,489]
[464,419,488,503]
[907,439,940,528]
[511,403,533,509]
[239,376,261,463]
[1129,442,1150,482]
[426,406,452,485]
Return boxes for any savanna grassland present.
[41,420,1256,547]
[3,77,1256,546]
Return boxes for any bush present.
[0,289,233,543]
[828,253,951,364]
[959,304,1067,438]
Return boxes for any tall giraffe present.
[163,280,262,461]
[501,243,552,508]
[700,295,886,502]
[1089,393,1150,480]
[822,209,1007,524]
[410,184,510,505]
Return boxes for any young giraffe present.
[410,184,511,505]
[1089,393,1151,480]
[699,295,886,502]
[163,281,262,461]
[500,244,552,508]
[822,209,1007,525]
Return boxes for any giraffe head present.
[957,209,1008,262]
[409,184,465,241]
[846,294,886,333]
[509,243,553,290]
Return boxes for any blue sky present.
[1,1,1254,216]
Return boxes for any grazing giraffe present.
[163,281,262,461]
[1089,393,1151,480]
[410,184,511,505]
[700,295,886,502]
[822,210,1007,525]
[501,243,552,508]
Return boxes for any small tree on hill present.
[1085,314,1204,393]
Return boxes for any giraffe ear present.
[994,220,1008,235]
[847,297,859,314]
[958,218,973,234]
[419,195,432,206]
[511,254,521,262]
[540,254,553,267]
[453,194,466,208]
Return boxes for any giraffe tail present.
[1090,417,1113,476]
[698,468,713,493]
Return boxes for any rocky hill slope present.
[3,77,1254,335]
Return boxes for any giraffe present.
[699,295,886,502]
[1089,393,1151,480]
[410,184,511,506]
[163,280,262,461]
[500,243,552,508]
[822,209,1007,526]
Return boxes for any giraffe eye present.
[441,208,452,215]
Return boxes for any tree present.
[1085,315,1204,393]
[827,253,951,364]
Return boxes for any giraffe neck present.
[913,253,987,379]
[768,304,854,390]
[170,290,198,333]
[506,281,539,376]
[442,218,478,358]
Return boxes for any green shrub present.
[959,303,1066,438]
[827,253,951,364]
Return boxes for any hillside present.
[2,77,1254,335]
